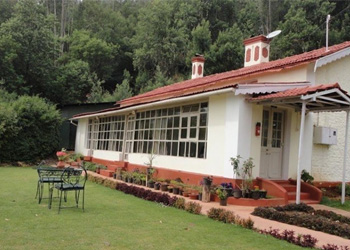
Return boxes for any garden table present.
[35,166,64,206]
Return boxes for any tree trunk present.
[60,0,66,54]
[202,184,211,202]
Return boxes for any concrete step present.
[279,184,296,192]
[288,199,320,204]
[287,192,310,200]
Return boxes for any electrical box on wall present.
[313,126,337,145]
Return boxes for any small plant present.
[184,202,202,214]
[337,183,350,196]
[216,186,228,200]
[301,170,314,184]
[56,148,67,161]
[174,198,186,210]
[230,155,255,192]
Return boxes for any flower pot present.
[198,193,203,201]
[259,190,267,199]
[219,199,227,206]
[233,189,242,199]
[147,182,155,188]
[154,183,160,190]
[160,184,168,192]
[203,177,212,186]
[113,173,117,179]
[251,191,260,200]
[183,192,189,197]
[96,167,100,174]
[57,161,65,169]
[242,189,251,198]
[189,193,198,200]
[173,187,180,195]
[141,180,146,186]
[225,188,233,197]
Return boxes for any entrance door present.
[260,108,284,179]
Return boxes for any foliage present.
[337,183,350,196]
[207,207,254,229]
[252,204,350,239]
[184,201,202,215]
[216,186,228,200]
[301,170,314,184]
[0,92,62,163]
[259,228,318,248]
[322,244,350,250]
[174,197,186,210]
[230,155,255,191]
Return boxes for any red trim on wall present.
[246,48,251,62]
[254,46,260,61]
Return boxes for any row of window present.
[86,102,208,159]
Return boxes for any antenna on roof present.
[266,30,281,40]
[326,14,331,51]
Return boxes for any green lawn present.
[0,167,304,250]
[321,196,350,211]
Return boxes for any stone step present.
[287,192,310,200]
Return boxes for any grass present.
[0,167,305,250]
[320,196,350,211]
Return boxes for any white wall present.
[75,118,89,156]
[312,56,350,181]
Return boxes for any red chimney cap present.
[243,35,269,45]
[191,56,205,63]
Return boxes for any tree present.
[271,0,336,59]
[206,24,244,74]
[104,70,133,102]
[0,0,58,99]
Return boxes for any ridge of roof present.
[119,41,350,107]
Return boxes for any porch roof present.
[247,83,350,112]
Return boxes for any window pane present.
[198,142,205,158]
[174,117,180,127]
[172,142,178,156]
[168,108,174,115]
[173,129,179,140]
[143,142,148,153]
[190,128,196,138]
[190,116,197,127]
[181,129,187,138]
[190,142,196,157]
[200,102,208,112]
[167,117,173,128]
[179,142,185,156]
[174,107,180,115]
[181,117,188,127]
[199,128,206,140]
[183,105,191,113]
[200,114,207,126]
[162,109,167,116]
[166,142,171,155]
[191,104,199,112]
[166,129,172,140]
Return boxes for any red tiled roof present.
[248,83,343,101]
[119,41,350,107]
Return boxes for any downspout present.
[342,110,350,204]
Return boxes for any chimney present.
[191,55,205,79]
[244,35,270,67]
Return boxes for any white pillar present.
[296,101,307,204]
[342,110,349,205]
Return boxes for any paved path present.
[90,172,350,248]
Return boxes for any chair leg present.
[48,187,53,209]
[35,181,40,199]
[38,183,44,204]
[82,190,85,211]
[75,190,81,208]
[58,190,63,214]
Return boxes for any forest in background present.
[0,0,349,105]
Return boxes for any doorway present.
[260,108,285,179]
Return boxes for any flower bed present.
[252,203,350,239]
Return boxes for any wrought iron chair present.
[49,166,87,213]
[35,166,63,204]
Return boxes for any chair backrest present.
[61,167,87,188]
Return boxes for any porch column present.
[342,110,350,205]
[296,101,307,204]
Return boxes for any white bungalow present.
[72,35,350,205]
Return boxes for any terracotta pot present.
[57,161,65,169]
[189,193,198,200]
[183,192,189,197]
[233,189,242,199]
[173,187,180,195]
[251,191,260,200]
[160,184,168,192]
[219,199,227,206]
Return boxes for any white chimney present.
[244,35,270,67]
[191,55,205,79]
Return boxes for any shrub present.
[274,203,315,213]
[322,244,350,250]
[252,206,350,239]
[0,93,62,163]
[259,228,317,248]
[174,198,186,210]
[337,183,350,196]
[315,209,350,225]
[184,202,202,214]
[207,208,225,221]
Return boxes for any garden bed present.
[252,203,350,239]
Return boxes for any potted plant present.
[233,187,242,199]
[216,186,228,206]
[230,155,255,198]
[154,182,161,190]
[259,189,267,198]
[147,179,155,188]
[203,176,213,186]
[56,148,67,168]
[251,186,260,200]
[168,185,174,193]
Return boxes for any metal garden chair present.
[49,166,87,213]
